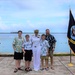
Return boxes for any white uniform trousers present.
[32,46,41,71]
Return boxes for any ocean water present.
[0,33,70,54]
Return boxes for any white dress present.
[31,35,41,71]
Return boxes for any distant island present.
[11,32,18,34]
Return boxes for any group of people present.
[12,29,56,73]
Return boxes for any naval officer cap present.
[34,30,39,33]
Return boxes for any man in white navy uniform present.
[31,30,41,71]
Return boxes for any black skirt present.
[24,50,32,61]
[14,52,23,60]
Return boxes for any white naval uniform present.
[31,35,41,71]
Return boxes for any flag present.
[67,10,75,53]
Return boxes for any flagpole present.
[70,49,71,63]
[67,41,73,66]
[68,49,74,66]
[67,5,74,66]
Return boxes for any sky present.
[0,0,75,33]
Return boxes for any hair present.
[18,30,22,33]
[25,34,29,37]
[46,29,49,31]
[41,34,46,37]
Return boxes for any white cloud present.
[0,0,75,33]
[12,0,47,10]
[0,17,9,31]
[0,18,68,33]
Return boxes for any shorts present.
[14,52,23,60]
[48,49,53,57]
[24,50,32,61]
[41,56,48,60]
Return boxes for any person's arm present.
[52,43,56,51]
[47,48,49,56]
[31,35,33,44]
[22,37,25,44]
[46,41,50,56]
[12,38,16,51]
[51,35,56,51]
[22,42,25,54]
[22,47,25,54]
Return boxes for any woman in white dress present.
[31,30,41,71]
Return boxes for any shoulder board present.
[38,35,40,36]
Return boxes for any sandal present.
[18,68,23,71]
[40,68,44,71]
[45,67,49,71]
[28,67,32,71]
[51,67,54,70]
[14,68,18,73]
[25,68,29,72]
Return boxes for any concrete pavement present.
[0,56,75,75]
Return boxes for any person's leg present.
[14,52,19,69]
[27,61,32,71]
[25,50,29,71]
[50,50,54,70]
[18,60,21,68]
[50,57,54,69]
[18,52,23,69]
[15,60,19,69]
[25,61,30,72]
[41,57,44,69]
[45,57,49,71]
[18,60,24,70]
[35,48,41,71]
[25,61,28,68]
[33,46,41,71]
[32,48,37,70]
[45,57,48,68]
[28,61,30,68]
[27,50,32,71]
[14,60,19,73]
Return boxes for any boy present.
[22,35,32,72]
[40,34,50,71]
[13,30,24,73]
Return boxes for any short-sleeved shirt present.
[46,34,56,49]
[40,40,50,56]
[13,37,24,53]
[22,40,32,50]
